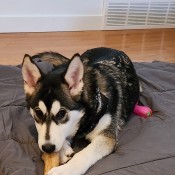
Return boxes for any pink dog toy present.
[133,103,153,118]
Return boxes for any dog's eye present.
[56,109,66,119]
[35,108,44,120]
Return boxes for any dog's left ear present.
[65,53,84,97]
[22,54,42,95]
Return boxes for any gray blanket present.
[0,61,175,175]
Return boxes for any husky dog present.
[22,47,139,175]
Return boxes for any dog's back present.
[81,47,139,122]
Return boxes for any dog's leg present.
[47,134,115,175]
[59,140,74,165]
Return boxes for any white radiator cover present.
[104,0,175,29]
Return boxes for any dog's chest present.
[74,89,108,139]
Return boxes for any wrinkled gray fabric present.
[0,61,175,175]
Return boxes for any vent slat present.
[107,18,126,21]
[128,16,147,19]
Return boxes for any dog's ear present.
[65,53,84,97]
[22,54,42,95]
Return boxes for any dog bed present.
[0,60,175,175]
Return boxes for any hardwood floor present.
[0,28,175,65]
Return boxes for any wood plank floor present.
[0,28,175,65]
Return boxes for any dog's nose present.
[42,144,55,153]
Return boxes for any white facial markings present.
[33,99,85,153]
[36,109,84,152]
[51,101,61,116]
[48,110,84,152]
[35,122,48,151]
[29,108,34,117]
[38,100,47,115]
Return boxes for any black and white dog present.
[22,47,139,175]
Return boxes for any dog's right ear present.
[22,54,42,95]
[65,53,84,98]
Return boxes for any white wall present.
[0,0,104,32]
[1,0,174,32]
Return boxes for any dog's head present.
[22,54,85,153]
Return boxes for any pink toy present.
[133,103,153,118]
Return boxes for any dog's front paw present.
[47,164,75,175]
[47,166,64,175]
[60,141,74,164]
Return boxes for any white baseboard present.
[0,15,103,33]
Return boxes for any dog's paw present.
[47,164,75,175]
[47,162,84,175]
[47,166,64,175]
[60,140,74,164]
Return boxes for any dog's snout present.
[42,144,55,153]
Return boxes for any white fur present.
[86,113,112,140]
[38,100,47,115]
[37,110,84,152]
[51,101,60,116]
[48,135,114,175]
[30,108,34,118]
[60,140,74,164]
[35,122,47,151]
[47,114,113,175]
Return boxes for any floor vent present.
[104,0,175,29]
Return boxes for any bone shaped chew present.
[42,152,60,175]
